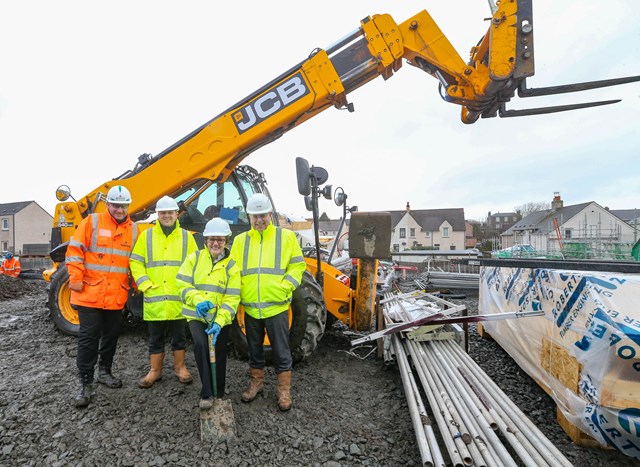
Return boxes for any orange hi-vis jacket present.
[0,257,21,277]
[66,212,139,310]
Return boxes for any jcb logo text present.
[233,72,309,134]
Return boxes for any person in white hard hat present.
[176,217,240,409]
[230,193,306,411]
[129,196,198,389]
[66,185,139,408]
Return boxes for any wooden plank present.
[477,322,493,340]
[540,337,581,394]
[556,408,610,449]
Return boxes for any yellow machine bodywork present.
[50,2,536,229]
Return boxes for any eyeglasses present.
[108,203,129,210]
[206,238,226,245]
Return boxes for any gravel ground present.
[0,276,636,466]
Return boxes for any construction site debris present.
[0,274,43,300]
[0,277,632,466]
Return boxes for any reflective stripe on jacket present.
[176,248,241,328]
[66,212,139,310]
[129,220,197,321]
[229,223,306,319]
[1,257,21,277]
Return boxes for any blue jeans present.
[245,310,292,373]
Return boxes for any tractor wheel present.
[230,271,327,363]
[48,264,80,336]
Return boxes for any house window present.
[434,243,440,250]
[425,231,430,237]
[450,245,456,250]
[1,219,8,231]
[564,229,572,239]
[2,241,7,251]
[442,227,449,237]
[393,244,399,253]
[399,228,406,238]
[409,228,415,238]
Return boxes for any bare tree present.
[513,200,549,217]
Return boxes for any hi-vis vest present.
[0,257,21,278]
[176,248,241,328]
[129,220,197,321]
[66,212,139,310]
[230,223,306,319]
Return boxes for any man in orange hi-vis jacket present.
[0,252,21,278]
[66,185,139,408]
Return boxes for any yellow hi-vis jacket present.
[176,248,241,328]
[230,223,306,320]
[129,220,198,321]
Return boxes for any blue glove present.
[205,322,221,345]
[195,300,214,319]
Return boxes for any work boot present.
[241,367,264,403]
[96,367,122,389]
[172,349,193,384]
[138,353,164,389]
[199,397,214,410]
[74,375,93,408]
[276,370,292,411]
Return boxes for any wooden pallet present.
[477,322,493,340]
[476,325,621,448]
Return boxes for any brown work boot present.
[241,367,264,402]
[138,353,164,389]
[173,349,193,384]
[276,370,292,411]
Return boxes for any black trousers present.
[76,306,123,380]
[245,310,292,373]
[147,319,188,354]
[188,320,230,399]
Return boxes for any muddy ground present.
[0,275,635,466]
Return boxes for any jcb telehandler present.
[45,2,638,361]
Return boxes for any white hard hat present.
[106,185,132,205]
[203,217,232,237]
[155,195,179,212]
[246,193,272,215]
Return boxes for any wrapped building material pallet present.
[478,259,640,460]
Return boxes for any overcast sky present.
[1,0,638,223]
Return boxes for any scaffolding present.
[510,213,637,260]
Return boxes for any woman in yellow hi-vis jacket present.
[130,196,198,389]
[176,217,241,409]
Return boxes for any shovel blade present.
[199,399,236,443]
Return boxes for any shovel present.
[200,315,236,442]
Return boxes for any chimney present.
[551,191,563,211]
[406,202,410,212]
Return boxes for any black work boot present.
[74,375,93,408]
[96,367,122,389]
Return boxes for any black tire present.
[48,264,80,336]
[230,271,327,363]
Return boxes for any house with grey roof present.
[389,202,466,253]
[0,201,53,256]
[500,194,637,259]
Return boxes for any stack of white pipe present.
[383,298,574,466]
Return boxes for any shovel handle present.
[208,332,218,398]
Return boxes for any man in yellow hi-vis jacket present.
[230,193,306,411]
[129,196,198,389]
